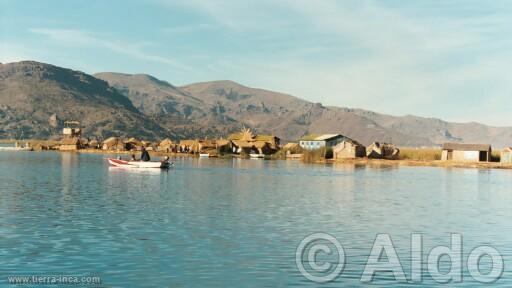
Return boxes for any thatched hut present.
[141,140,156,150]
[228,127,280,155]
[253,141,272,155]
[179,140,199,153]
[124,137,143,151]
[216,139,233,154]
[501,147,512,164]
[367,142,400,160]
[88,139,99,149]
[59,138,81,151]
[232,140,257,154]
[102,137,124,151]
[32,142,47,151]
[333,140,366,159]
[79,138,89,147]
[158,138,175,152]
[282,142,300,153]
[254,135,280,150]
[198,140,216,152]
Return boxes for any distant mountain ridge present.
[96,71,512,147]
[1,60,511,147]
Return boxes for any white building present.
[441,143,491,162]
[299,134,352,150]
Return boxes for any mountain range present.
[1,60,511,147]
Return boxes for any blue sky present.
[1,0,511,126]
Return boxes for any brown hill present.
[178,80,433,145]
[0,61,175,140]
[93,74,242,137]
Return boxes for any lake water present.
[1,151,512,287]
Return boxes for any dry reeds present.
[302,147,333,163]
[398,148,442,161]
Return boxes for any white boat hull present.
[0,147,31,151]
[250,153,265,159]
[199,153,210,158]
[107,158,170,169]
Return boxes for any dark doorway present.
[479,151,488,162]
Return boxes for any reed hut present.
[216,139,233,154]
[195,140,215,154]
[79,138,88,147]
[228,127,280,155]
[102,137,124,151]
[158,138,175,152]
[333,140,366,159]
[254,135,280,150]
[232,140,254,154]
[59,138,81,151]
[179,140,199,153]
[501,147,512,164]
[124,138,143,151]
[32,142,47,151]
[88,139,99,149]
[282,142,300,153]
[253,141,272,155]
[367,142,400,160]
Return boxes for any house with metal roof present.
[299,134,352,150]
[441,143,492,162]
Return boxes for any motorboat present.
[0,146,32,151]
[107,158,171,169]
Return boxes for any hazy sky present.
[1,0,511,126]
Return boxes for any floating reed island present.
[4,124,512,169]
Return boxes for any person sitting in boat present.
[140,146,151,162]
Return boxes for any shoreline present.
[2,141,511,170]
[74,149,512,170]
[325,158,512,170]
